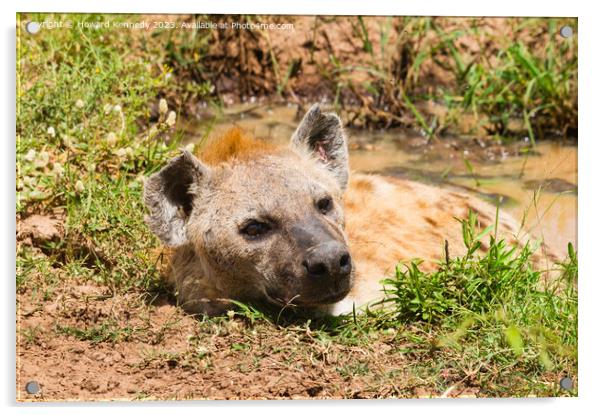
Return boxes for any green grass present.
[56,320,137,344]
[380,211,577,372]
[457,23,578,143]
[321,17,577,140]
[17,13,199,297]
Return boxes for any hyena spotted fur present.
[143,104,557,316]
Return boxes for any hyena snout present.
[302,241,352,282]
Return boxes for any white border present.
[3,1,601,415]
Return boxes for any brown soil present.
[17,219,493,403]
[17,213,64,246]
[17,280,450,401]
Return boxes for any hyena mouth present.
[264,288,349,308]
[299,290,349,307]
[264,292,300,308]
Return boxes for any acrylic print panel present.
[16,13,577,401]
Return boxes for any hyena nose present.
[303,242,352,280]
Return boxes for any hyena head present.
[143,105,353,309]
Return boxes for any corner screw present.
[25,21,41,35]
[559,376,573,391]
[560,26,574,38]
[25,380,41,394]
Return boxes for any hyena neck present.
[169,245,232,316]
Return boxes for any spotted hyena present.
[143,104,553,316]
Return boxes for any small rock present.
[69,345,85,354]
[524,178,577,194]
[91,351,106,362]
[106,380,120,391]
[18,214,63,244]
[80,378,100,392]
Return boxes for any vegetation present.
[380,213,577,377]
[17,15,577,142]
[17,14,188,295]
[16,13,577,399]
[320,17,578,140]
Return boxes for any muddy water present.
[184,104,577,255]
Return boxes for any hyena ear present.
[143,150,210,247]
[291,104,349,191]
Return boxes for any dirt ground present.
[17,281,469,401]
[17,212,497,403]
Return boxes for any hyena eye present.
[317,196,333,214]
[240,220,271,238]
